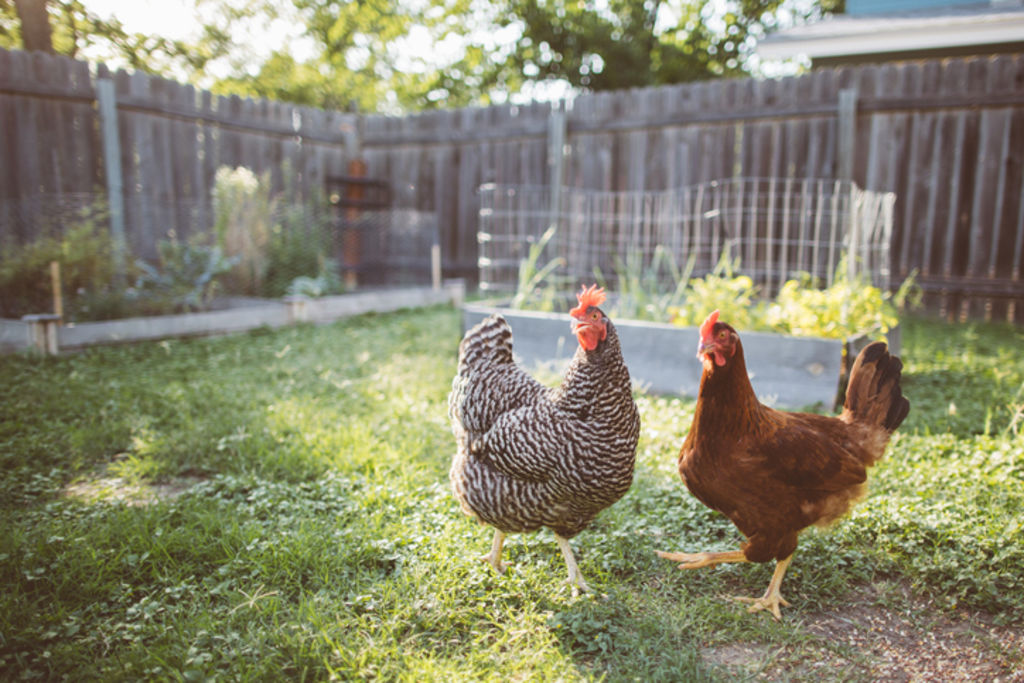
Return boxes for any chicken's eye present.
[718,330,728,339]
[591,311,600,321]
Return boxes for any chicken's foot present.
[555,533,590,595]
[655,549,748,569]
[731,554,793,621]
[479,529,507,574]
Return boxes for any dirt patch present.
[701,581,1024,682]
[64,459,205,506]
[701,642,775,669]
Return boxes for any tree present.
[0,0,846,113]
[1,0,240,75]
[494,0,818,92]
[11,0,52,52]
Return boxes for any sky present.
[82,0,196,41]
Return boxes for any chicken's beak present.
[697,339,716,357]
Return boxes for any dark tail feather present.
[842,341,910,432]
[457,313,515,373]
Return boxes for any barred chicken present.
[448,285,640,592]
[658,310,909,619]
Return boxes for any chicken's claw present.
[730,554,794,620]
[564,573,590,597]
[479,553,507,574]
[732,593,791,621]
[480,529,507,574]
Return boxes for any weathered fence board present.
[1,47,1023,320]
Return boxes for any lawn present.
[1,305,1022,680]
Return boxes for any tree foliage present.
[496,0,843,91]
[1,0,845,112]
[0,0,236,73]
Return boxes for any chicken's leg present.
[655,549,748,568]
[732,554,792,621]
[555,533,590,594]
[657,548,793,620]
[480,529,506,574]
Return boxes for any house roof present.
[757,4,1024,61]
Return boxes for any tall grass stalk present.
[511,224,566,311]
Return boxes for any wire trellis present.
[477,178,895,298]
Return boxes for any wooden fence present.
[0,47,358,263]
[360,55,1024,322]
[2,47,1023,321]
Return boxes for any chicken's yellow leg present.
[555,533,590,595]
[733,554,793,621]
[480,529,506,574]
[655,549,748,569]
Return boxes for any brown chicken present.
[658,310,909,619]
[448,285,640,593]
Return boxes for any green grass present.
[1,307,1022,680]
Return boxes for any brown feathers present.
[679,320,909,564]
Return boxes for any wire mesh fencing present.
[477,178,895,300]
[0,191,439,322]
[336,209,441,289]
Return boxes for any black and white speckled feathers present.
[448,312,640,539]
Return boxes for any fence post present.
[342,159,367,289]
[547,102,567,230]
[837,88,858,182]
[22,314,61,355]
[341,113,360,159]
[96,78,128,285]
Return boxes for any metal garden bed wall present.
[462,301,852,409]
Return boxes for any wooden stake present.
[50,260,63,321]
[431,244,441,291]
[343,159,367,289]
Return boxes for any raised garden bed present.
[463,301,898,410]
[1,282,465,354]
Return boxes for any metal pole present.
[547,102,567,231]
[96,78,127,285]
[837,88,858,183]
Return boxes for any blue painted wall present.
[847,0,990,15]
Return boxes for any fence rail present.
[2,47,1023,321]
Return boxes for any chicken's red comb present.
[569,284,606,317]
[699,310,720,339]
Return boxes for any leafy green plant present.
[760,257,918,340]
[0,204,123,320]
[134,235,237,313]
[668,247,761,330]
[263,202,333,298]
[511,231,918,339]
[211,164,339,299]
[285,258,343,298]
[213,166,274,296]
[599,246,695,323]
